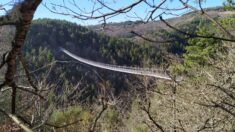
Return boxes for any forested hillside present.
[89,7,235,37]
[21,19,169,104]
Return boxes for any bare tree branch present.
[89,99,108,132]
[16,85,45,100]
[207,84,235,100]
[46,119,83,129]
[45,0,144,21]
[10,83,17,114]
[142,102,164,132]
[179,0,234,39]
[160,16,235,42]
[197,118,212,132]
[18,53,38,91]
[0,108,33,132]
[130,30,175,43]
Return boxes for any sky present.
[1,0,225,25]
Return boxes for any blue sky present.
[1,0,225,25]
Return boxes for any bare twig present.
[146,0,167,22]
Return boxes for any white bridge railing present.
[60,48,172,80]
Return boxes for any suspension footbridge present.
[60,48,172,80]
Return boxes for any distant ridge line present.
[60,48,172,80]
